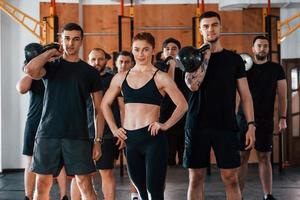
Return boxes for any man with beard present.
[183,11,255,200]
[71,48,120,200]
[237,36,287,200]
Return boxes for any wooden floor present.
[0,165,300,200]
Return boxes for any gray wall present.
[0,0,39,171]
[280,7,300,59]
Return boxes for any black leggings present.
[125,126,168,200]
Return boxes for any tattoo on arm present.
[200,58,209,72]
[185,58,209,88]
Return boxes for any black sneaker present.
[264,194,277,200]
[61,196,69,200]
[133,198,139,200]
[24,197,30,200]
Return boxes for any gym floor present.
[0,165,299,200]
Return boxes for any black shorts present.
[183,128,240,169]
[30,138,96,177]
[95,138,116,170]
[22,131,36,156]
[239,119,273,152]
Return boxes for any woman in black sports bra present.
[101,32,188,200]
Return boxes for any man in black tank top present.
[183,11,255,200]
[237,36,287,200]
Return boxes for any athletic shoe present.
[263,194,277,200]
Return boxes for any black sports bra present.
[121,69,163,106]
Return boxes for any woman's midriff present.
[123,103,160,130]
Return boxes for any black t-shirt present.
[37,57,102,139]
[159,68,190,128]
[238,61,286,121]
[24,80,44,134]
[86,72,120,139]
[185,49,246,131]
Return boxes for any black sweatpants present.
[125,126,168,200]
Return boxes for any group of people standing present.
[18,10,287,200]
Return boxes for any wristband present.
[247,121,256,127]
[280,116,286,119]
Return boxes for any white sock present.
[131,192,139,200]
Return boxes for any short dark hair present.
[89,48,111,60]
[117,51,134,61]
[199,11,221,24]
[62,22,84,39]
[162,37,181,50]
[24,42,43,63]
[252,35,269,45]
[132,32,155,49]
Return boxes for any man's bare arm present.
[185,58,209,91]
[24,48,61,79]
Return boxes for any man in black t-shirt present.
[25,23,104,200]
[70,48,120,200]
[159,37,190,166]
[183,11,255,200]
[237,36,287,200]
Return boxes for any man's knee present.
[189,169,206,186]
[100,169,114,179]
[257,152,271,163]
[221,169,239,186]
[240,151,250,165]
[100,169,116,186]
[75,175,93,193]
[36,175,52,194]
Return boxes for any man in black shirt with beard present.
[183,11,255,200]
[71,48,120,200]
[237,36,287,200]
[25,23,104,200]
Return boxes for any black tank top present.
[122,69,163,106]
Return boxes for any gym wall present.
[40,2,280,61]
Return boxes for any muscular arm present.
[277,79,287,118]
[91,91,105,141]
[101,74,124,135]
[91,90,104,160]
[16,75,33,94]
[24,49,60,79]
[237,77,255,149]
[117,96,125,126]
[184,56,209,92]
[237,78,255,124]
[277,79,287,131]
